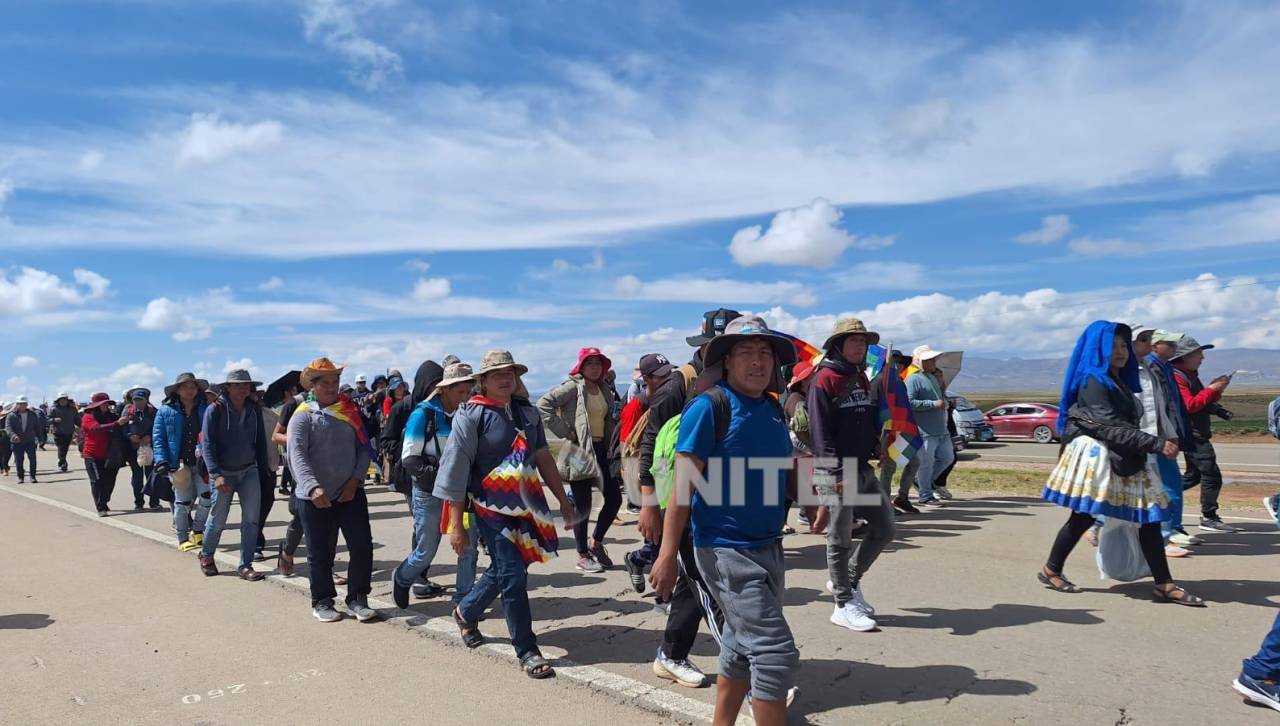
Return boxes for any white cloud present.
[5,4,1280,259]
[79,150,105,172]
[1067,237,1150,256]
[221,358,255,376]
[411,277,452,302]
[729,198,891,268]
[0,178,12,209]
[1014,214,1072,244]
[138,297,213,341]
[613,274,817,307]
[3,376,30,401]
[138,288,340,341]
[404,259,432,273]
[1136,194,1280,250]
[839,261,929,289]
[752,272,1280,358]
[259,276,284,290]
[175,113,284,166]
[55,362,165,402]
[12,356,38,368]
[0,266,111,316]
[303,0,404,90]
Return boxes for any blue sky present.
[2,0,1279,401]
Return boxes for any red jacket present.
[1173,369,1221,413]
[82,412,121,460]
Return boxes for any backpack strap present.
[705,387,731,445]
[675,363,699,401]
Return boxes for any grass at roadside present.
[948,466,1276,510]
[961,390,1278,437]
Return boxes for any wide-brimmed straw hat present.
[703,315,798,369]
[85,392,114,410]
[164,372,210,399]
[472,350,529,379]
[823,318,881,350]
[435,362,476,390]
[301,357,345,387]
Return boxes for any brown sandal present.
[1037,568,1081,593]
[238,566,265,582]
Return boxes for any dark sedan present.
[984,402,1060,443]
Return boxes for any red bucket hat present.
[570,347,612,377]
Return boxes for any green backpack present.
[649,388,733,509]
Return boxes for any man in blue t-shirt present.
[650,315,798,726]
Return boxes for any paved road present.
[965,440,1280,474]
[3,447,1279,724]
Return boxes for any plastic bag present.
[138,444,154,467]
[1096,518,1151,581]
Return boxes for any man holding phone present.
[1167,333,1239,534]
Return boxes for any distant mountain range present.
[950,348,1280,393]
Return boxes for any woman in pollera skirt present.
[1037,321,1203,606]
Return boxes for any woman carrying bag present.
[1038,321,1203,607]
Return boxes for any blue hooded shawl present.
[1056,320,1141,434]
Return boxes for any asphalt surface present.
[965,439,1280,475]
[3,447,1279,725]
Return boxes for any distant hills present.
[951,348,1280,393]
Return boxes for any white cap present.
[56,392,70,400]
[355,374,367,383]
[14,395,28,404]
[912,345,945,362]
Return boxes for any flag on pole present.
[775,331,824,368]
[876,343,921,466]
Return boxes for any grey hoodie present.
[287,403,371,500]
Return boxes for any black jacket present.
[382,360,444,461]
[1064,376,1162,477]
[637,356,702,490]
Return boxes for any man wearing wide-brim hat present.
[153,372,213,552]
[390,361,480,609]
[1169,334,1239,534]
[808,317,896,634]
[197,369,272,580]
[288,357,379,623]
[123,387,161,511]
[649,315,800,721]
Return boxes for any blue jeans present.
[1243,609,1280,681]
[172,463,211,543]
[458,515,538,660]
[12,441,36,479]
[201,468,262,569]
[394,488,479,603]
[1156,456,1184,540]
[915,433,955,502]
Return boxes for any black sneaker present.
[626,502,642,515]
[1199,517,1240,533]
[624,552,646,593]
[590,542,614,569]
[30,477,38,484]
[412,581,446,599]
[797,510,811,528]
[393,579,410,609]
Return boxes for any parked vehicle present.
[984,402,1060,443]
[950,395,995,442]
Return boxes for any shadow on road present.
[880,603,1104,636]
[0,613,55,630]
[792,659,1037,717]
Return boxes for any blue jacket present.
[152,399,209,469]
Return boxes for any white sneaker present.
[1164,544,1190,558]
[935,486,953,500]
[825,580,835,594]
[653,649,708,688]
[830,603,876,632]
[851,588,876,616]
[1169,531,1201,546]
[312,600,342,623]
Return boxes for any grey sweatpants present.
[694,541,799,703]
[824,464,896,607]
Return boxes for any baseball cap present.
[1151,329,1182,345]
[686,308,744,347]
[638,353,673,379]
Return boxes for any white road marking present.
[0,483,732,726]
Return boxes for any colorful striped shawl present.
[296,394,377,459]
